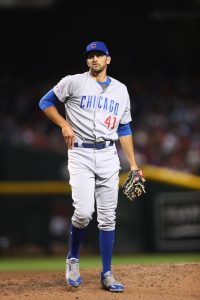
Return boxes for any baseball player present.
[39,41,143,292]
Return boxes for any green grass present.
[0,253,199,272]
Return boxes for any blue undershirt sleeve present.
[39,89,58,111]
[117,122,132,137]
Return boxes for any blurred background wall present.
[0,0,200,256]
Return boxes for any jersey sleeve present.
[53,75,73,103]
[119,88,132,124]
[39,89,58,111]
[117,122,132,136]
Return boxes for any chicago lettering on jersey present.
[80,95,119,116]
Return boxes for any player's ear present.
[86,59,90,67]
[106,56,111,65]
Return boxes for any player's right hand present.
[62,124,74,149]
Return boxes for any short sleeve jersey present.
[53,71,132,142]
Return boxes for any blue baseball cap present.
[84,41,110,57]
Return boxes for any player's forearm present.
[119,135,139,170]
[43,106,74,149]
[43,105,69,129]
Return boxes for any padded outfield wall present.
[0,146,200,255]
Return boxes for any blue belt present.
[73,141,114,149]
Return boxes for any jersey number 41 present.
[104,116,117,129]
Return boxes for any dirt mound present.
[0,263,199,300]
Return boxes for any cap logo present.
[91,43,97,49]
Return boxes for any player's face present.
[86,51,111,73]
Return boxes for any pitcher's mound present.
[0,263,199,300]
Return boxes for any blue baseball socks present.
[99,229,115,274]
[67,225,115,273]
[67,224,87,259]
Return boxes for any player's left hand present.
[122,169,146,201]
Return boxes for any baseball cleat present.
[100,271,124,292]
[66,257,82,287]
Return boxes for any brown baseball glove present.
[122,169,146,201]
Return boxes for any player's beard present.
[90,64,106,75]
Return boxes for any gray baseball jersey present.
[53,71,132,142]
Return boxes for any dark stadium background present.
[1,0,200,81]
[0,0,200,256]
